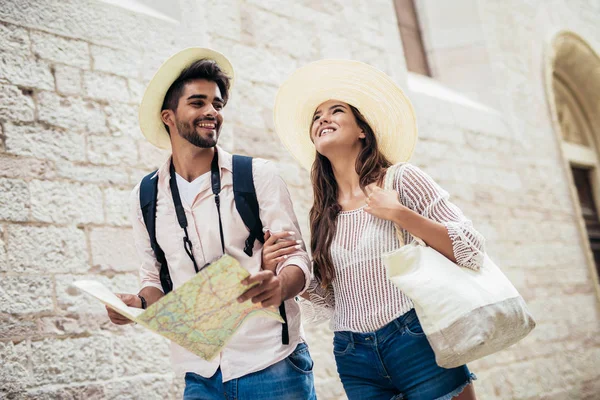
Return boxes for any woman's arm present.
[300,278,335,323]
[365,164,485,270]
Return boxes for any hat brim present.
[273,59,417,171]
[139,48,235,149]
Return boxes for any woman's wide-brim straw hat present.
[273,59,418,171]
[139,47,235,149]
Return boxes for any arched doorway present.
[546,31,600,300]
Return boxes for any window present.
[394,0,431,76]
[571,167,600,279]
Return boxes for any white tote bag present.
[382,165,536,368]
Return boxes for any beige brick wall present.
[0,0,599,399]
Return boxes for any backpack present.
[139,155,288,344]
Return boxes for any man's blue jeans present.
[183,342,317,400]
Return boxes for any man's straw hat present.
[139,48,234,149]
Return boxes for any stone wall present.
[0,0,599,399]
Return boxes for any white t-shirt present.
[175,171,211,207]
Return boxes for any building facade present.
[0,0,599,399]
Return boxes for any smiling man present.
[105,48,316,400]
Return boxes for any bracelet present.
[138,294,147,310]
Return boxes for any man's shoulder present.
[250,156,274,170]
[130,169,160,207]
[248,157,279,181]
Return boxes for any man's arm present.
[105,287,164,325]
[106,184,166,325]
[250,159,312,298]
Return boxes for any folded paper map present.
[73,254,284,360]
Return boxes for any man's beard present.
[176,118,219,148]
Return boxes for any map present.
[73,255,284,360]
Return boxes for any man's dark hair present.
[161,59,231,112]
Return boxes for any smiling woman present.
[270,59,482,400]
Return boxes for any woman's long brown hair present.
[309,105,393,287]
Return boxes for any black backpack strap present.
[140,170,172,294]
[232,155,266,257]
[232,155,289,345]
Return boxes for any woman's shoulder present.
[388,161,421,180]
[387,162,437,190]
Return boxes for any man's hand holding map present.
[73,255,284,361]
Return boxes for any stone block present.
[350,42,390,76]
[4,123,86,162]
[105,103,143,139]
[417,119,467,144]
[0,178,29,222]
[37,91,107,134]
[38,312,128,337]
[31,30,90,69]
[140,49,173,81]
[23,383,105,400]
[0,341,32,394]
[113,332,171,376]
[0,314,37,340]
[0,83,35,122]
[225,82,268,132]
[202,0,241,41]
[247,0,326,23]
[0,155,56,180]
[29,180,103,224]
[0,53,54,90]
[0,226,6,272]
[418,0,485,50]
[0,276,53,314]
[215,39,298,87]
[91,44,141,79]
[241,6,317,59]
[90,227,137,273]
[31,336,113,385]
[104,374,173,400]
[54,64,83,95]
[83,71,130,103]
[475,166,523,191]
[104,188,131,226]
[55,160,130,185]
[318,32,354,59]
[7,225,88,274]
[128,78,146,104]
[87,134,138,166]
[0,21,31,57]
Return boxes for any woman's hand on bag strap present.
[364,183,408,222]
